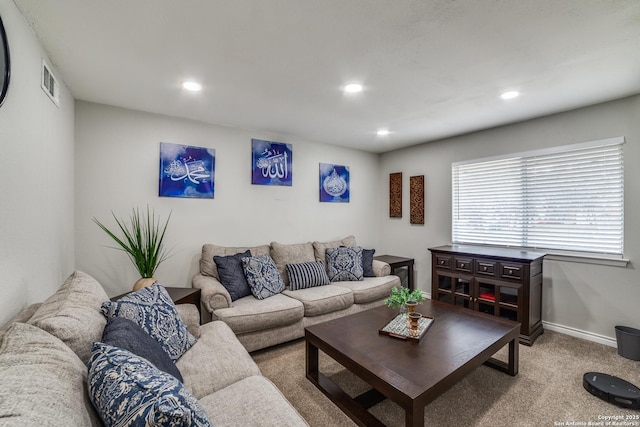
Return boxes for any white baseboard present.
[423,293,618,348]
[542,321,617,348]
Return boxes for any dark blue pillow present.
[214,250,252,301]
[362,248,376,277]
[101,316,183,382]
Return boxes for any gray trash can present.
[615,326,640,361]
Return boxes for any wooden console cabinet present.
[428,245,545,345]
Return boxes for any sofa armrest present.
[372,259,391,277]
[175,303,201,339]
[192,274,232,316]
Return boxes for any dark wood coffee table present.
[305,300,520,427]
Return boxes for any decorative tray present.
[379,313,434,343]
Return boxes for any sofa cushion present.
[0,322,102,427]
[242,254,285,299]
[27,270,109,364]
[101,316,183,382]
[270,241,316,286]
[312,235,357,262]
[286,261,330,290]
[333,275,401,304]
[101,283,197,361]
[283,285,354,317]
[199,376,308,427]
[200,243,271,280]
[214,250,252,301]
[326,246,364,282]
[88,342,211,427]
[362,248,376,277]
[176,321,262,399]
[213,293,304,335]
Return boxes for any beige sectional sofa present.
[193,236,402,352]
[0,271,308,426]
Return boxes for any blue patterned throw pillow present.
[286,261,330,290]
[101,283,196,362]
[326,246,364,282]
[241,254,285,299]
[88,342,211,427]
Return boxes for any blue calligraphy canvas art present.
[159,142,215,198]
[251,139,292,186]
[319,163,350,203]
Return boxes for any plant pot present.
[133,277,156,292]
[405,300,418,314]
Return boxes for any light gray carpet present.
[252,330,640,426]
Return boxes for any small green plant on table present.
[384,286,425,309]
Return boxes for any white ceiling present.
[13,0,640,153]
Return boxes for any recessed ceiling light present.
[377,129,390,136]
[182,81,202,92]
[500,90,519,100]
[344,83,363,93]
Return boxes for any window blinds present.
[452,137,624,256]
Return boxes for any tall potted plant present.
[93,206,172,291]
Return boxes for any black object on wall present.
[0,15,10,108]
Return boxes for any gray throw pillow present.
[326,246,364,282]
[362,248,376,277]
[101,316,183,382]
[213,250,252,301]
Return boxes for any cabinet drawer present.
[476,260,497,276]
[501,263,523,280]
[435,255,451,269]
[455,258,473,272]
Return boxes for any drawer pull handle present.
[460,263,465,267]
[483,266,488,271]
[440,260,445,264]
[508,269,513,274]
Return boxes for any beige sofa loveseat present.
[193,236,401,352]
[0,271,308,426]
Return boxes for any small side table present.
[374,255,415,290]
[111,286,201,317]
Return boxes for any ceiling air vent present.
[41,59,60,107]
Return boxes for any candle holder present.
[408,312,422,337]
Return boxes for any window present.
[452,137,624,257]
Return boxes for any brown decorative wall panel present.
[389,172,402,218]
[410,175,424,224]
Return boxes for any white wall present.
[5,0,638,343]
[379,95,640,342]
[0,1,75,324]
[74,101,382,296]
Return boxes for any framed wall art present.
[389,172,402,218]
[159,142,215,198]
[410,175,424,224]
[251,139,292,186]
[319,163,349,203]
